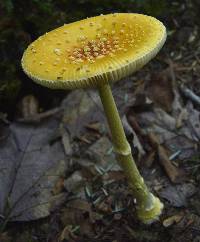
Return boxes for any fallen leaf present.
[136,104,199,161]
[59,225,78,242]
[61,90,104,138]
[176,108,188,128]
[86,136,120,171]
[61,84,135,139]
[0,118,67,222]
[52,177,65,195]
[157,145,185,183]
[61,199,96,237]
[85,122,102,133]
[186,101,200,141]
[159,183,196,207]
[127,117,185,182]
[142,150,156,168]
[95,195,113,214]
[146,68,174,113]
[132,76,200,162]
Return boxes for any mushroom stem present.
[98,83,163,223]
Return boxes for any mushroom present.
[21,13,166,223]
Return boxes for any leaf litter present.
[56,71,199,240]
[0,117,67,224]
[1,68,200,241]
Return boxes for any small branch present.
[180,85,200,106]
[17,107,63,123]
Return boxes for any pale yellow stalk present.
[98,83,163,223]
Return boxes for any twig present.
[180,85,200,106]
[167,58,176,83]
[17,107,63,123]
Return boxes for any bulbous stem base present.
[136,193,164,224]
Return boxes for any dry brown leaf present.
[0,118,67,222]
[126,118,185,182]
[86,136,120,171]
[52,177,65,195]
[95,195,113,214]
[146,68,174,113]
[61,199,96,238]
[61,90,104,138]
[135,103,199,161]
[131,69,200,164]
[157,145,186,183]
[142,150,156,168]
[147,131,185,183]
[159,183,196,207]
[59,225,78,242]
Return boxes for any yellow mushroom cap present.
[21,13,166,89]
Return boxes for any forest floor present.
[0,5,200,242]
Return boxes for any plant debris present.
[0,118,67,224]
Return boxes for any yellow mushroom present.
[22,13,166,89]
[21,13,166,223]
